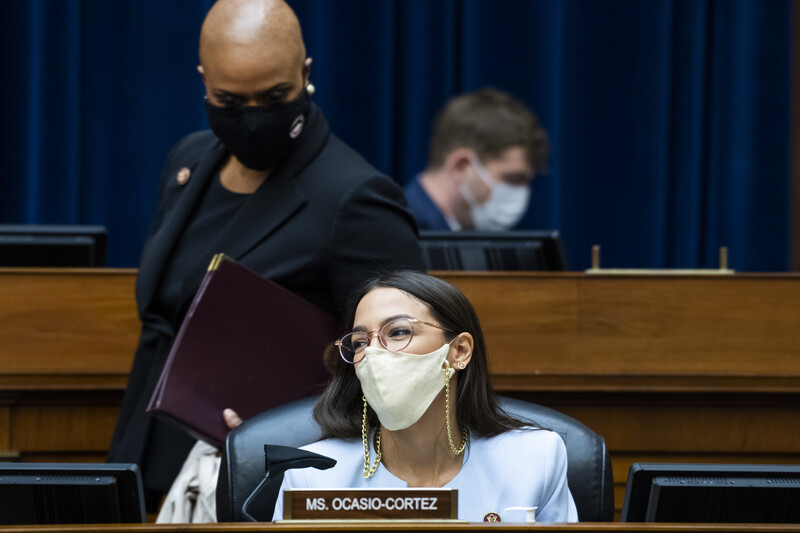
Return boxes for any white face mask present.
[355,343,452,431]
[460,157,531,231]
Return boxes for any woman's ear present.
[448,332,473,370]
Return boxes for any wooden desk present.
[435,272,800,393]
[436,272,800,518]
[1,523,799,533]
[0,269,137,463]
[2,269,800,520]
[0,268,138,390]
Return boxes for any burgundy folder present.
[146,254,339,447]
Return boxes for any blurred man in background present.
[405,88,549,231]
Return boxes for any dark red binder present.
[146,254,339,447]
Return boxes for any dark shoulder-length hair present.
[313,270,530,438]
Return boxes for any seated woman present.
[272,271,577,522]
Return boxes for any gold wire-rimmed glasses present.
[335,317,447,363]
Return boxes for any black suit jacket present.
[108,105,424,506]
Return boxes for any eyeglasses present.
[335,317,447,364]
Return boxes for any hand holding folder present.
[146,254,339,447]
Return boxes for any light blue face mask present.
[462,157,531,231]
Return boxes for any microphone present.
[241,444,336,522]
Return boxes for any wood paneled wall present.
[2,269,799,520]
[0,269,137,463]
[437,272,800,518]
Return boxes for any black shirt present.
[152,173,249,327]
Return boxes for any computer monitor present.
[418,230,568,271]
[0,224,107,267]
[621,463,800,523]
[0,463,145,525]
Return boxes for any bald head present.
[199,0,309,108]
[200,0,305,67]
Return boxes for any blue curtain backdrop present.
[0,0,790,270]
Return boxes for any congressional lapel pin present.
[483,512,501,522]
[176,167,191,185]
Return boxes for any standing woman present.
[107,0,425,513]
[273,271,577,522]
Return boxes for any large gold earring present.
[361,395,381,478]
[444,368,468,455]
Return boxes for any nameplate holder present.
[284,488,458,520]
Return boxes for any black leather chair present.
[217,395,614,522]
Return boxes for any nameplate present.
[283,488,458,520]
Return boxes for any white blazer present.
[273,428,578,523]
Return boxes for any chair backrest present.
[497,396,614,521]
[216,395,613,522]
[217,396,322,522]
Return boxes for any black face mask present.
[204,89,310,171]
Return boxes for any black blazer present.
[108,104,424,507]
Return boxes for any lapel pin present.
[177,167,191,185]
[290,114,305,139]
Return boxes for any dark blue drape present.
[0,0,790,270]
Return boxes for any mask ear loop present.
[469,155,497,189]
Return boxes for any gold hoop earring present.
[457,361,466,370]
[361,395,381,478]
